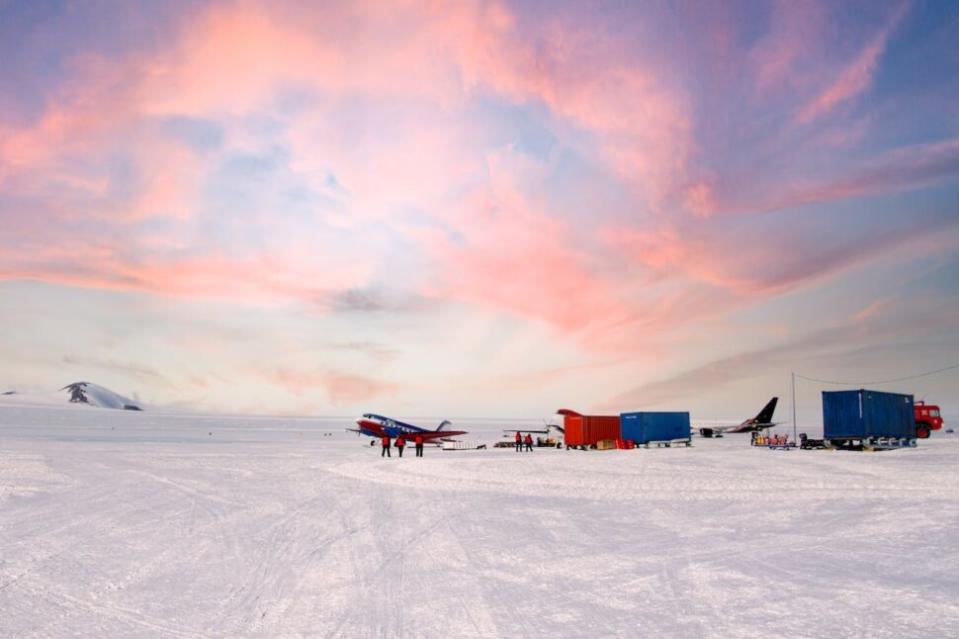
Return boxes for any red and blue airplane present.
[350,413,467,442]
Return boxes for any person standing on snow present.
[515,431,522,452]
[524,433,533,452]
[381,434,391,457]
[396,435,407,457]
[415,434,425,457]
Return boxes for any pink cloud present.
[680,134,959,220]
[603,291,959,410]
[265,368,399,404]
[750,0,829,95]
[1,1,692,316]
[0,245,372,304]
[602,203,959,307]
[852,299,893,323]
[418,151,629,332]
[446,6,691,204]
[796,3,908,124]
[757,137,959,214]
[2,0,951,369]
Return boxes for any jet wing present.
[723,421,780,434]
[415,429,467,441]
[701,397,780,434]
[502,428,551,434]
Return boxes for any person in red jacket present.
[414,434,425,457]
[514,431,522,452]
[381,434,391,457]
[524,433,533,452]
[396,435,406,457]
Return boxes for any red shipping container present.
[558,409,621,447]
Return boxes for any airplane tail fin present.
[436,420,452,432]
[755,397,778,425]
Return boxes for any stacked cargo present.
[620,411,691,446]
[556,409,621,448]
[822,389,916,450]
[441,441,487,451]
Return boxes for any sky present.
[1,0,958,421]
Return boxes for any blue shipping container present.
[620,412,690,444]
[822,389,914,440]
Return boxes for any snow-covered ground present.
[2,403,958,638]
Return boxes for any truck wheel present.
[917,423,931,439]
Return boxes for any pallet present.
[643,439,692,448]
[824,437,917,452]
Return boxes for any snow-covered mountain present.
[60,382,143,410]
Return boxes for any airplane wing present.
[415,429,467,442]
[696,397,780,435]
[717,420,781,434]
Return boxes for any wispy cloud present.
[1,1,957,413]
[264,368,400,405]
[329,341,400,363]
[796,3,909,124]
[61,355,166,382]
[604,293,959,409]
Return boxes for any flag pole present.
[791,371,798,444]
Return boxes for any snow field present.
[1,404,958,638]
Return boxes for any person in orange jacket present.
[514,431,522,452]
[381,434,391,457]
[524,432,533,452]
[414,434,425,457]
[396,435,407,457]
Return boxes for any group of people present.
[751,432,790,447]
[380,434,425,457]
[514,431,535,452]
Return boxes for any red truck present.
[915,401,944,439]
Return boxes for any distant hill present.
[60,382,143,411]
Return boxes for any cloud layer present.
[2,1,958,414]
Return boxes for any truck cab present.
[914,401,944,439]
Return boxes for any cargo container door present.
[665,412,691,440]
[823,391,865,439]
[564,415,585,447]
[644,413,690,442]
[597,416,622,443]
[620,413,642,443]
[863,391,913,438]
[643,414,654,443]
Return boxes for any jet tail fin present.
[754,397,778,425]
[437,420,452,432]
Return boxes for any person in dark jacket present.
[381,434,391,457]
[396,435,406,457]
[524,433,533,452]
[415,434,425,457]
[514,431,522,452]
